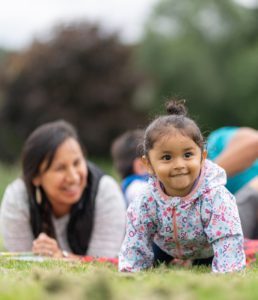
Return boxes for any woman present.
[0,120,126,259]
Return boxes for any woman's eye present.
[184,152,193,158]
[161,154,171,161]
[74,159,81,167]
[53,164,65,171]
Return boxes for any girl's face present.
[144,131,206,197]
[33,137,87,217]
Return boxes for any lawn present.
[0,162,258,300]
[0,258,258,300]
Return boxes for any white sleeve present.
[125,181,149,206]
[0,179,34,251]
[87,175,126,258]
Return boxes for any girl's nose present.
[173,157,184,169]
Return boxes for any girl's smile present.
[145,131,206,197]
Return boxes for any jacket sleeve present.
[0,179,34,251]
[202,187,246,273]
[119,196,156,272]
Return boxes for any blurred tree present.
[0,48,9,61]
[137,0,258,134]
[0,22,145,162]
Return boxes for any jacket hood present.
[149,159,227,207]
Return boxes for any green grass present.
[0,258,258,300]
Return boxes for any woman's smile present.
[33,137,87,216]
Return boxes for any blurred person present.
[207,126,258,238]
[111,129,148,208]
[207,126,258,194]
[0,120,126,259]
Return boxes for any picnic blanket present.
[244,238,258,266]
[1,240,257,267]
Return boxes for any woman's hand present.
[32,232,63,258]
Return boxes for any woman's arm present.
[0,179,80,260]
[0,179,34,251]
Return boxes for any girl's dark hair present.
[22,119,83,238]
[143,99,204,156]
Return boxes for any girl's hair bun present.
[166,99,187,116]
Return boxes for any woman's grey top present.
[0,176,126,257]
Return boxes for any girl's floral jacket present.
[119,159,246,273]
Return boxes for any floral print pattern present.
[119,160,246,273]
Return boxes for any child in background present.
[111,129,148,208]
[119,99,246,273]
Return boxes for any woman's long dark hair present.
[21,120,84,239]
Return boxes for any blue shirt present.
[207,126,258,194]
[121,174,149,207]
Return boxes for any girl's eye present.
[184,152,193,158]
[161,154,171,161]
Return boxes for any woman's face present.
[33,137,87,217]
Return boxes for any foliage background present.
[136,0,258,134]
[0,0,258,164]
[0,23,146,163]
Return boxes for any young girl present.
[119,100,246,273]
